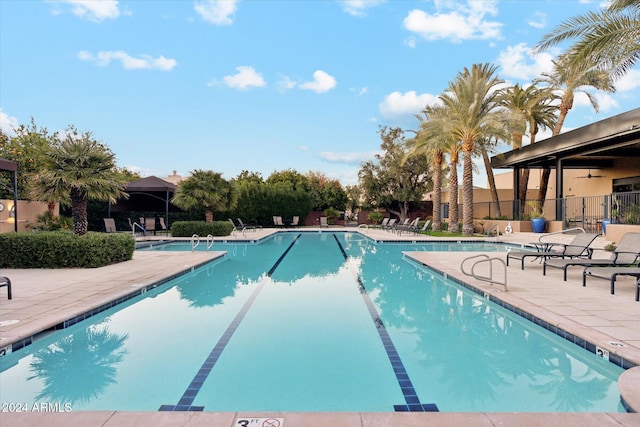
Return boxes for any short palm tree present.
[171,170,236,223]
[534,54,615,202]
[29,130,128,236]
[439,63,507,236]
[535,0,640,80]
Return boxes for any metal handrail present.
[486,224,500,240]
[131,221,146,237]
[191,234,200,251]
[538,227,585,244]
[206,234,214,251]
[460,254,507,290]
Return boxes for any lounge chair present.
[273,216,284,227]
[320,216,329,228]
[373,218,390,229]
[103,217,117,233]
[506,232,598,270]
[383,218,397,231]
[415,219,432,235]
[397,217,420,234]
[158,217,168,235]
[0,276,12,300]
[582,266,640,299]
[290,216,300,228]
[544,232,640,280]
[238,218,259,231]
[392,218,411,233]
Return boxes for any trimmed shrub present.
[170,220,234,237]
[0,231,135,268]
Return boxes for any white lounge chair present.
[583,266,640,299]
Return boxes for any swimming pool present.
[0,232,625,412]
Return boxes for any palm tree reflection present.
[28,324,128,404]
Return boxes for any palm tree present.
[29,128,128,236]
[439,63,508,236]
[534,0,640,80]
[533,55,615,203]
[171,170,236,223]
[499,84,558,216]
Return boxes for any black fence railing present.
[442,191,640,233]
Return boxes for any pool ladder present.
[460,254,507,291]
[191,234,214,251]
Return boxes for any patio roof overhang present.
[491,108,640,171]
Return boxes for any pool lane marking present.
[332,234,439,413]
[159,234,302,412]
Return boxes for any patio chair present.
[158,217,168,235]
[506,232,598,270]
[144,218,157,235]
[0,276,12,300]
[582,266,640,300]
[320,216,329,228]
[103,217,117,233]
[238,218,259,231]
[273,216,284,227]
[416,219,432,235]
[544,232,640,281]
[383,218,397,231]
[290,216,300,228]
[397,217,420,235]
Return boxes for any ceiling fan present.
[575,168,605,179]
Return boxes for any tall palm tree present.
[535,0,640,80]
[171,170,236,223]
[29,129,128,236]
[534,55,615,203]
[499,83,558,215]
[439,63,508,236]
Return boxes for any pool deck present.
[1,227,639,426]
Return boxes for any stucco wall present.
[0,200,56,233]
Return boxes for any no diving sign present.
[235,418,283,427]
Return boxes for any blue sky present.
[1,0,638,187]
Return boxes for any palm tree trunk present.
[462,149,474,236]
[70,188,88,236]
[449,159,459,233]
[47,201,56,218]
[432,154,442,232]
[205,209,214,223]
[481,148,501,218]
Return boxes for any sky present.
[1,0,639,188]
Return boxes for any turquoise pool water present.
[0,233,625,412]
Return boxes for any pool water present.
[0,233,625,412]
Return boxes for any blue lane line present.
[332,234,438,413]
[159,234,301,412]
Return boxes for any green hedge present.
[170,221,234,237]
[0,231,135,268]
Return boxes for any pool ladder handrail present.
[486,224,500,240]
[460,254,507,290]
[191,234,214,251]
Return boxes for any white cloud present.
[496,43,556,81]
[195,0,238,25]
[593,92,619,112]
[527,11,546,29]
[615,69,640,92]
[403,1,502,43]
[77,50,177,71]
[51,0,120,22]
[0,109,19,136]
[318,151,379,164]
[350,87,368,96]
[299,70,337,93]
[340,0,386,17]
[222,66,266,90]
[379,91,439,118]
[277,75,297,91]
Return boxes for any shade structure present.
[0,157,18,232]
[109,176,178,227]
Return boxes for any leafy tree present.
[0,119,53,202]
[535,0,640,80]
[307,171,347,211]
[344,184,362,221]
[359,127,432,221]
[439,63,508,236]
[266,169,309,191]
[29,126,128,236]
[234,170,264,184]
[172,170,236,223]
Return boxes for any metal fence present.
[443,191,640,233]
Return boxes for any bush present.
[0,231,135,268]
[170,220,234,237]
[367,212,384,224]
